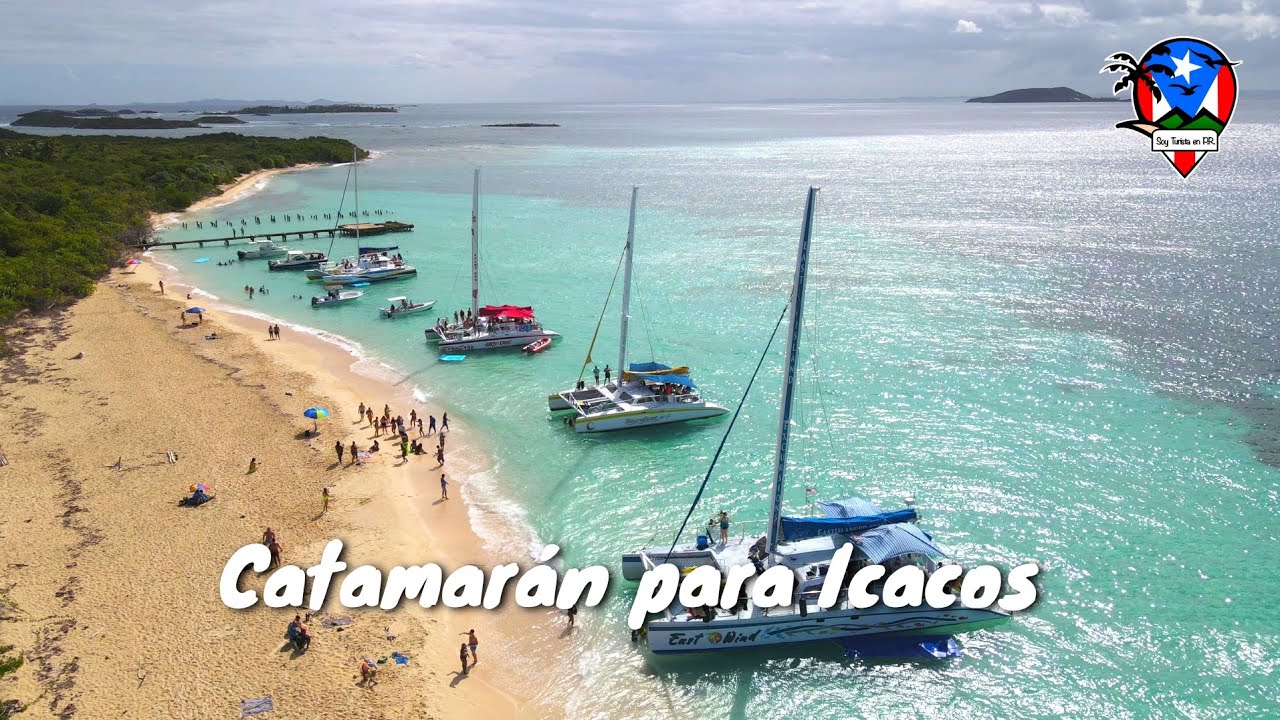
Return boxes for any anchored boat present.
[431,170,559,353]
[311,288,363,307]
[621,187,1010,654]
[548,187,727,433]
[268,250,328,270]
[237,239,288,260]
[380,296,437,318]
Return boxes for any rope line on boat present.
[578,241,629,382]
[325,163,354,258]
[664,301,790,559]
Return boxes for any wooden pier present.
[133,222,414,250]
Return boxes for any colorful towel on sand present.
[240,695,273,717]
[322,616,353,628]
[392,651,410,665]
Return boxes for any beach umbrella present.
[303,406,330,432]
[126,257,141,265]
[186,307,205,315]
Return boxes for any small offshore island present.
[967,86,1116,103]
[230,103,397,114]
[13,109,201,129]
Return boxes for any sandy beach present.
[0,265,566,715]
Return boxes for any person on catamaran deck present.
[719,511,731,543]
[604,365,611,382]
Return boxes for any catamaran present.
[547,187,727,433]
[380,296,436,318]
[236,239,288,260]
[431,170,559,352]
[621,187,1010,654]
[307,151,417,284]
[268,250,328,271]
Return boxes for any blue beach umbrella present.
[303,406,330,432]
[185,307,205,314]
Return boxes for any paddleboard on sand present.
[439,355,466,363]
[194,257,210,263]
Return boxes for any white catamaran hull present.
[321,267,418,284]
[573,404,728,433]
[644,605,1009,654]
[438,329,558,352]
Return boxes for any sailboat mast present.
[766,187,818,555]
[617,186,638,380]
[470,169,481,321]
[353,149,361,246]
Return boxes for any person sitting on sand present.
[287,615,312,652]
[204,332,219,340]
[248,457,258,474]
[370,440,380,453]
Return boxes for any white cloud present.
[954,18,983,33]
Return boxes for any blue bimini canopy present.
[849,523,946,564]
[818,498,888,518]
[625,361,698,389]
[780,509,918,542]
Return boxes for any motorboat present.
[311,288,363,307]
[268,250,328,270]
[380,296,437,318]
[620,188,1010,655]
[237,239,288,260]
[548,187,727,433]
[430,170,559,353]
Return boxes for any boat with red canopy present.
[431,171,560,353]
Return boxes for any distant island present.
[195,115,247,125]
[229,104,397,115]
[966,87,1116,103]
[482,123,560,128]
[12,110,201,129]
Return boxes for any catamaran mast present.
[766,187,818,555]
[353,149,361,247]
[617,186,638,380]
[470,169,480,322]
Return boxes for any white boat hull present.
[380,301,436,318]
[572,404,728,433]
[644,604,1009,654]
[322,267,418,284]
[437,329,558,353]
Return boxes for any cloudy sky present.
[1,0,1275,104]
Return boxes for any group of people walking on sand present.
[266,323,282,340]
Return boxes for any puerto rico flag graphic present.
[1131,38,1238,177]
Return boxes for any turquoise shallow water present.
[149,102,1279,719]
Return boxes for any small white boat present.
[237,239,288,260]
[380,296,437,318]
[311,289,363,307]
[268,250,328,271]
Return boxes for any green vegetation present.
[12,110,200,129]
[232,103,397,114]
[0,131,366,348]
[195,115,247,125]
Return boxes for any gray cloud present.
[0,0,1275,103]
